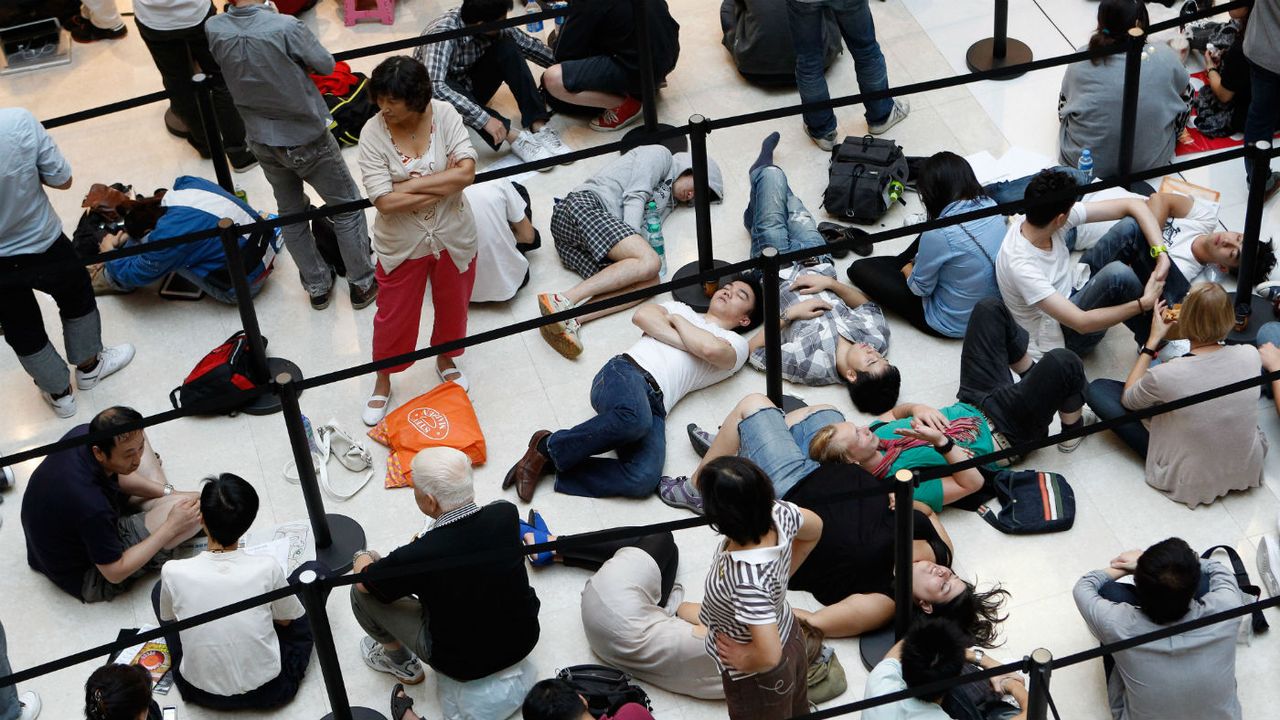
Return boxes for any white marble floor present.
[1,1,1279,719]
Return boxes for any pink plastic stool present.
[343,0,396,26]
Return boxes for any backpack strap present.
[1201,545,1270,634]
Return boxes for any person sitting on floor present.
[413,0,570,163]
[537,145,724,358]
[465,180,540,303]
[522,677,655,719]
[661,394,1010,642]
[1074,538,1245,720]
[156,473,313,710]
[741,132,897,414]
[542,0,681,131]
[995,168,1168,360]
[516,525,724,700]
[93,176,279,303]
[847,151,1007,339]
[1085,283,1266,507]
[351,447,540,720]
[1192,8,1254,139]
[83,664,158,720]
[21,406,203,603]
[862,618,1029,720]
[506,280,761,502]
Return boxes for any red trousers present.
[372,251,475,374]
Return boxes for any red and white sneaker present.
[590,97,643,132]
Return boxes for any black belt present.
[619,354,664,399]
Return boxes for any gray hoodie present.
[574,145,725,233]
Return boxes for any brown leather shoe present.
[505,430,552,502]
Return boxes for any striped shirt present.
[699,501,803,678]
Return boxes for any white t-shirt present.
[133,0,215,31]
[995,204,1089,359]
[159,550,305,696]
[861,659,951,720]
[625,301,749,413]
[1073,189,1220,284]
[463,181,530,302]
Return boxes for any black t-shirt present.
[1219,37,1252,133]
[784,463,950,606]
[20,424,130,599]
[363,501,540,681]
[555,0,680,79]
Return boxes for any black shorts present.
[560,55,634,97]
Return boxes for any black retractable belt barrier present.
[1118,27,1146,185]
[672,113,728,310]
[192,74,234,194]
[1231,140,1275,340]
[621,0,684,154]
[297,570,387,720]
[965,0,1033,77]
[760,247,784,408]
[861,469,917,670]
[1026,648,1054,720]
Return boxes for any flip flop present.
[390,683,414,720]
[520,510,555,566]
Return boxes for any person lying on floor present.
[657,394,1011,642]
[514,525,724,700]
[92,176,278,303]
[505,279,761,502]
[464,179,541,303]
[521,678,655,720]
[742,132,897,415]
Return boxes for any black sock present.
[750,131,781,174]
[536,434,557,472]
[51,386,73,400]
[1061,416,1084,431]
[79,357,100,374]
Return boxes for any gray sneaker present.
[1057,408,1097,453]
[658,475,704,514]
[809,129,838,152]
[360,636,425,684]
[868,99,910,136]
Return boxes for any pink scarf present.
[870,415,982,478]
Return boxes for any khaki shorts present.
[80,511,174,603]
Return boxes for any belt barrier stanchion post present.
[278,372,368,574]
[192,74,235,194]
[760,247,784,408]
[965,0,1032,78]
[621,0,684,153]
[672,114,727,310]
[861,469,915,668]
[296,570,387,720]
[1026,648,1054,720]
[1118,27,1146,185]
[1229,140,1273,340]
[216,218,302,415]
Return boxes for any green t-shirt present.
[870,402,995,511]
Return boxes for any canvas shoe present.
[868,99,910,136]
[18,691,40,720]
[534,126,573,163]
[41,390,77,419]
[75,343,135,391]
[510,131,556,172]
[658,475,704,514]
[538,292,583,359]
[360,636,425,684]
[1057,407,1096,453]
[590,97,643,132]
[808,129,838,152]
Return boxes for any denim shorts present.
[738,407,846,498]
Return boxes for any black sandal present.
[390,683,415,720]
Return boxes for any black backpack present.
[977,470,1076,535]
[823,135,909,224]
[322,73,377,146]
[169,332,266,414]
[555,665,652,718]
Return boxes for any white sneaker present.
[41,390,77,418]
[19,690,41,720]
[360,636,425,684]
[901,212,927,228]
[75,343,135,390]
[868,99,910,136]
[1057,407,1096,453]
[534,126,573,163]
[510,131,555,171]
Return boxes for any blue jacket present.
[105,176,276,292]
[906,197,1005,338]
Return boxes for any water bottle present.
[552,1,567,27]
[645,200,666,278]
[525,1,543,33]
[1078,148,1094,180]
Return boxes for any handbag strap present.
[1201,545,1270,634]
[957,222,997,270]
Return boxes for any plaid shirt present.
[413,9,554,130]
[749,263,891,385]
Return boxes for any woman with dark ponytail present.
[84,664,156,720]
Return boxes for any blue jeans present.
[547,356,668,498]
[1064,261,1145,356]
[1084,378,1149,458]
[739,406,844,498]
[0,620,17,720]
[786,0,892,137]
[746,166,830,262]
[983,166,1090,250]
[1244,59,1280,180]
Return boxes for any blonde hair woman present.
[1085,282,1267,506]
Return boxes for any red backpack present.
[169,332,266,413]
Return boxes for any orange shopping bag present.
[367,381,487,488]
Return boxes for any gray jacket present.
[574,145,724,232]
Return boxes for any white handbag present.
[284,416,374,500]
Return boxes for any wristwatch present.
[162,482,174,496]
[971,648,985,664]
[1139,345,1158,358]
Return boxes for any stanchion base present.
[315,513,368,575]
[241,357,304,416]
[1226,294,1275,346]
[859,625,898,670]
[671,260,731,313]
[622,122,688,155]
[780,394,808,413]
[965,38,1033,79]
[320,707,387,720]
